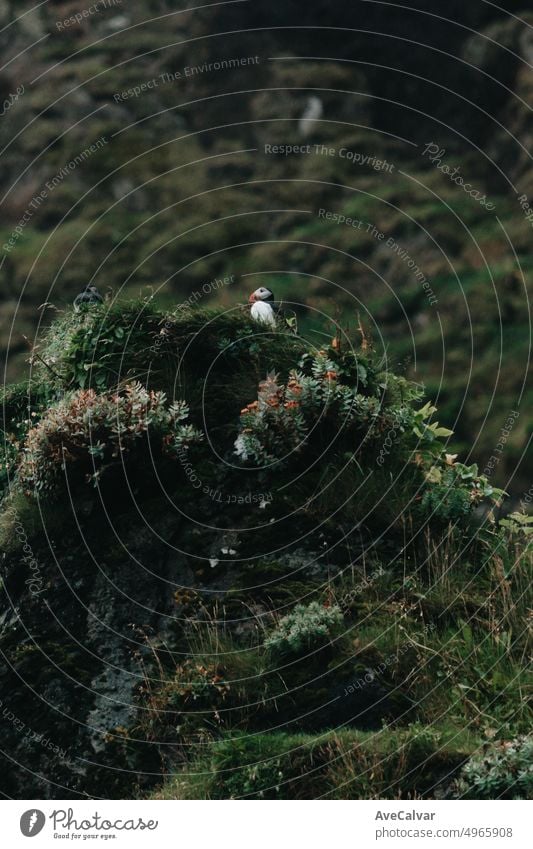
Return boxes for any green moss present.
[150,725,471,799]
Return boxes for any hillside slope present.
[0,1,531,493]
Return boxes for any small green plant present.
[499,511,533,541]
[420,459,505,523]
[265,601,343,655]
[150,727,471,800]
[0,381,54,502]
[452,736,533,799]
[170,662,231,707]
[18,382,203,494]
[226,758,285,798]
[35,302,157,391]
[0,433,21,502]
[218,326,261,358]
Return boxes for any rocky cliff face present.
[0,492,173,797]
[0,480,400,798]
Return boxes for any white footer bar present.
[3,800,530,848]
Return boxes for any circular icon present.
[20,810,46,837]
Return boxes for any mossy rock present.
[150,726,471,800]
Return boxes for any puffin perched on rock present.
[248,286,277,328]
[248,286,298,333]
[73,285,104,312]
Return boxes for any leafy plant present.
[154,661,236,736]
[233,345,505,526]
[234,348,381,466]
[35,302,157,391]
[18,382,203,495]
[420,460,505,523]
[499,512,533,541]
[453,736,533,799]
[0,381,54,502]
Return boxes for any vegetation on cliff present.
[0,305,530,799]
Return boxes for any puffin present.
[73,285,104,312]
[248,286,277,328]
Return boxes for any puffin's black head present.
[249,286,275,303]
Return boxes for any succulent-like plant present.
[453,736,533,799]
[265,601,344,655]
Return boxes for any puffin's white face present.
[249,287,274,303]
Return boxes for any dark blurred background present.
[0,0,531,494]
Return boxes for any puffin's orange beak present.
[248,293,256,303]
